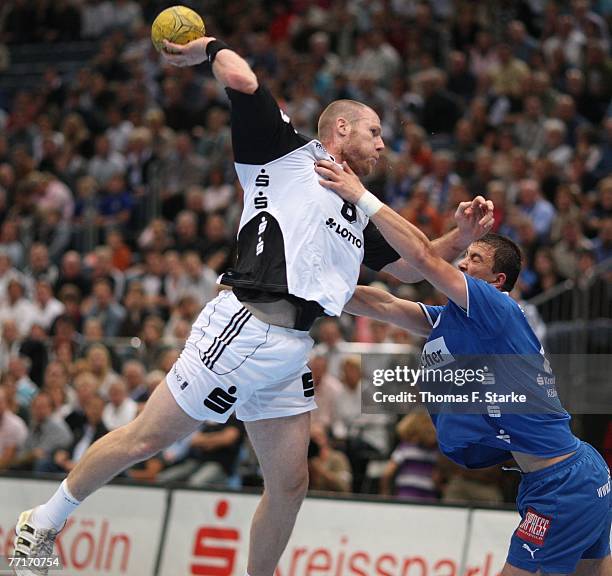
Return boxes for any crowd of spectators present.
[0,0,610,502]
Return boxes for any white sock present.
[33,479,81,530]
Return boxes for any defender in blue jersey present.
[316,159,611,576]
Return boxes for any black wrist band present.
[206,40,230,65]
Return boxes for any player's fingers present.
[160,52,183,66]
[163,39,184,54]
[318,179,337,189]
[163,56,186,67]
[314,164,334,175]
[471,199,486,213]
[479,214,494,227]
[314,166,337,180]
[471,199,486,212]
[458,201,472,212]
[316,163,343,179]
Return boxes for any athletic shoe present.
[12,509,60,576]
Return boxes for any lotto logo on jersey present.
[516,508,551,547]
[324,217,363,248]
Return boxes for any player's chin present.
[354,160,374,177]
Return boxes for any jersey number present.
[341,201,357,223]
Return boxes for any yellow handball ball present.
[151,5,205,52]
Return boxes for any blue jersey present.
[418,274,580,468]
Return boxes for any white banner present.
[0,478,166,576]
[465,509,521,576]
[160,490,474,576]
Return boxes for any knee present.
[123,424,167,462]
[266,468,309,507]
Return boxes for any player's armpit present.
[345,286,431,337]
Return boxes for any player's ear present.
[336,117,350,137]
[493,272,507,290]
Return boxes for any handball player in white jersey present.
[12,31,494,576]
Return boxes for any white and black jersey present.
[218,86,399,327]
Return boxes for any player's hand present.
[455,195,494,242]
[161,37,212,67]
[315,160,367,204]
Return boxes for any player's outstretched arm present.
[345,286,432,337]
[383,201,493,282]
[162,37,258,94]
[317,160,475,309]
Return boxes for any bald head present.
[317,100,372,142]
[317,99,384,177]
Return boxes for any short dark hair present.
[475,233,522,291]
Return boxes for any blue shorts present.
[507,442,611,573]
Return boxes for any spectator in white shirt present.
[0,278,37,337]
[85,343,120,397]
[102,379,137,430]
[543,119,573,168]
[313,317,347,380]
[518,178,556,240]
[88,134,126,186]
[32,279,65,331]
[121,359,148,402]
[332,355,392,492]
[177,251,218,308]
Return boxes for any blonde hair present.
[396,409,437,448]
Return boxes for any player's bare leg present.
[501,564,550,575]
[22,379,200,527]
[573,557,612,576]
[501,557,612,576]
[64,378,201,500]
[245,412,311,576]
[14,379,202,574]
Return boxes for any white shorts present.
[166,290,317,423]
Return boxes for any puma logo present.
[522,543,539,559]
